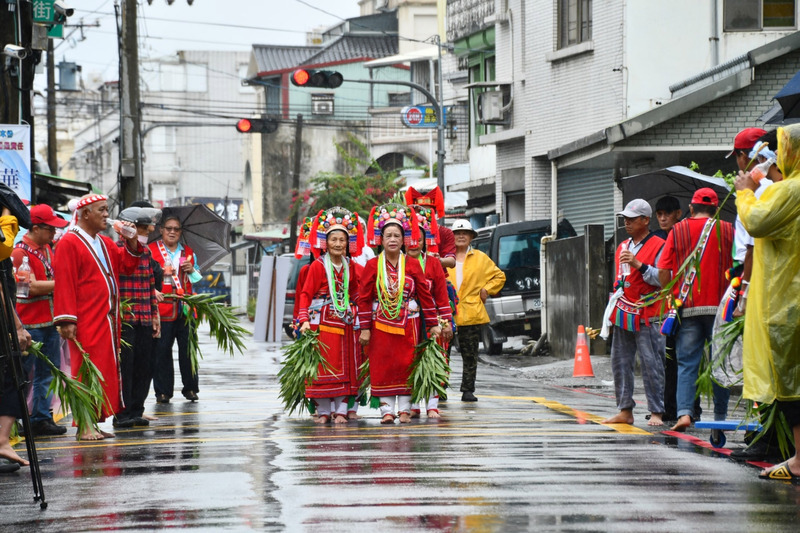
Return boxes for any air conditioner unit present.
[477,91,505,124]
[311,94,334,116]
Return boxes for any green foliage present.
[247,296,257,320]
[164,293,250,376]
[277,330,331,415]
[408,338,451,404]
[289,133,405,217]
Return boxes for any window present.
[497,233,544,294]
[558,0,592,49]
[724,0,796,31]
[151,126,176,153]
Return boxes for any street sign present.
[32,0,64,38]
[401,105,445,128]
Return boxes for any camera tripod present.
[0,259,46,509]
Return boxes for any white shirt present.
[74,226,108,270]
[352,246,375,267]
[734,178,773,262]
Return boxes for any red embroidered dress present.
[297,256,361,399]
[53,229,141,418]
[357,255,438,397]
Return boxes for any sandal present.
[759,460,800,483]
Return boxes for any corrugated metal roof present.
[301,35,398,66]
[252,45,319,74]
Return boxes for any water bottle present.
[750,157,774,184]
[16,256,31,298]
[619,240,631,277]
[108,218,137,239]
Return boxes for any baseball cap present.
[726,128,767,158]
[691,187,719,206]
[618,199,652,218]
[30,204,69,228]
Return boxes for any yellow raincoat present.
[447,248,506,327]
[736,124,800,404]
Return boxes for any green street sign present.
[33,0,64,39]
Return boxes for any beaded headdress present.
[309,206,364,256]
[412,205,439,252]
[367,203,421,247]
[405,185,445,218]
[294,216,315,259]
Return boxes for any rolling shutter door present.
[557,168,615,239]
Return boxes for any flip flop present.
[759,460,800,483]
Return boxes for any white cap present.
[451,219,478,238]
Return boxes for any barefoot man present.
[603,199,667,427]
[54,195,142,440]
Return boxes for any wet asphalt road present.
[2,323,799,532]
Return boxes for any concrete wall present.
[545,224,608,359]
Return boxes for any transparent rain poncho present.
[736,124,800,403]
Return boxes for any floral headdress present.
[367,203,421,247]
[412,205,439,252]
[308,206,364,256]
[294,216,315,259]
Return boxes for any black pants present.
[457,325,481,393]
[117,323,155,420]
[153,316,198,399]
[780,400,800,429]
[0,357,23,419]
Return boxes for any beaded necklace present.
[324,254,349,317]
[376,252,405,319]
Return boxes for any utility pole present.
[288,114,303,253]
[46,39,57,176]
[119,0,142,208]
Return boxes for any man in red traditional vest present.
[149,215,202,404]
[54,194,142,441]
[602,199,666,426]
[657,188,734,432]
[12,204,69,437]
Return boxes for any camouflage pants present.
[457,324,481,392]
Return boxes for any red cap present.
[691,187,719,207]
[30,204,69,228]
[726,128,767,158]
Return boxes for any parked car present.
[282,254,306,338]
[470,219,576,354]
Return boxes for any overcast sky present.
[54,0,361,83]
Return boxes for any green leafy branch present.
[277,330,331,415]
[163,293,250,376]
[408,338,451,404]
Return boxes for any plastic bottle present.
[16,256,31,298]
[750,157,774,183]
[108,219,137,239]
[619,240,631,276]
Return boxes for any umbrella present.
[0,182,31,229]
[149,204,231,272]
[620,166,737,224]
[759,101,800,126]
[773,69,800,122]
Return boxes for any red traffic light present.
[292,69,310,86]
[236,118,253,133]
[290,69,343,89]
[235,117,279,134]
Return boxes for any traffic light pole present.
[351,79,446,200]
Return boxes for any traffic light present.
[290,69,343,89]
[235,117,278,134]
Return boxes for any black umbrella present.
[774,69,800,121]
[620,166,737,224]
[149,204,231,272]
[0,182,31,229]
[759,101,800,126]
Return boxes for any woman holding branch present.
[298,208,363,424]
[358,204,441,424]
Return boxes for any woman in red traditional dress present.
[358,204,441,424]
[406,206,454,418]
[298,207,363,424]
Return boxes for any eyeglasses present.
[164,226,182,233]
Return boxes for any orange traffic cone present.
[572,325,594,377]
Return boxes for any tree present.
[289,134,405,219]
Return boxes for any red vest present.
[12,240,56,328]
[149,241,195,322]
[614,234,665,324]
